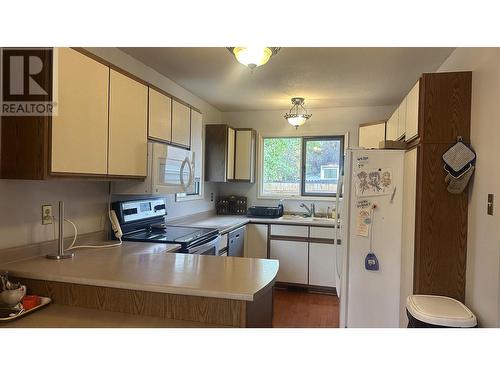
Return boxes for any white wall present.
[0,48,222,251]
[437,48,500,327]
[219,106,395,214]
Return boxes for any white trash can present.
[406,294,477,328]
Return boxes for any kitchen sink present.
[279,214,337,224]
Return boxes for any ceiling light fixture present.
[227,47,280,71]
[284,97,312,129]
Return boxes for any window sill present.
[257,195,342,202]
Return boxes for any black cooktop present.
[122,225,218,247]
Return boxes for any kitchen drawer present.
[309,226,335,240]
[270,225,308,238]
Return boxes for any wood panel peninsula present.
[2,241,279,328]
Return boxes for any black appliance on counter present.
[216,195,247,215]
[246,203,284,218]
[112,198,220,255]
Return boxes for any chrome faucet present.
[299,202,315,217]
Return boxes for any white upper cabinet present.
[234,129,256,182]
[108,69,148,177]
[172,100,191,148]
[148,88,172,143]
[405,81,420,141]
[51,48,109,175]
[397,97,407,141]
[358,121,386,149]
[386,109,399,141]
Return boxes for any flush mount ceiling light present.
[284,97,312,129]
[227,47,281,71]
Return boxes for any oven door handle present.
[189,235,221,255]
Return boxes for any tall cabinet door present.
[386,110,398,141]
[108,69,148,177]
[234,129,255,182]
[148,88,172,142]
[397,97,407,140]
[400,147,417,327]
[172,100,191,148]
[51,48,109,175]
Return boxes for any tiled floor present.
[272,287,339,328]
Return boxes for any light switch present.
[487,194,494,215]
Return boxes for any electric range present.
[112,198,220,255]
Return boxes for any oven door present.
[188,235,221,256]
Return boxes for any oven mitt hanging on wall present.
[442,139,476,194]
[445,165,475,194]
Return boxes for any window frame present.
[259,135,344,199]
[301,136,344,197]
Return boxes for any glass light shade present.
[286,115,308,127]
[233,47,273,68]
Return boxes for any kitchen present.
[1,2,500,373]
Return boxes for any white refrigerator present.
[338,149,405,328]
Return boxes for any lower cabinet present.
[309,243,336,287]
[245,224,268,259]
[270,240,308,284]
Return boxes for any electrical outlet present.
[210,192,214,202]
[42,204,53,225]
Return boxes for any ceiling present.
[120,47,454,112]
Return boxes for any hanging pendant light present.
[284,97,312,129]
[227,47,280,71]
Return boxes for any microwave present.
[113,142,195,195]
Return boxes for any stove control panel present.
[113,198,166,224]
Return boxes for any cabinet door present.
[172,100,191,148]
[108,69,148,177]
[234,129,255,181]
[190,110,203,179]
[270,240,308,284]
[397,97,407,140]
[51,48,109,175]
[358,122,386,149]
[226,127,235,180]
[405,81,419,141]
[400,148,417,326]
[386,110,398,141]
[309,243,336,287]
[148,88,172,142]
[245,224,268,258]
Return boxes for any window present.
[261,136,343,197]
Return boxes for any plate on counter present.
[0,297,51,322]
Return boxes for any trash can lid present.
[406,295,477,327]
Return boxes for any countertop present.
[4,241,279,302]
[1,303,226,328]
[171,214,337,235]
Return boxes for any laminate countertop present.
[4,241,279,302]
[171,214,337,235]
